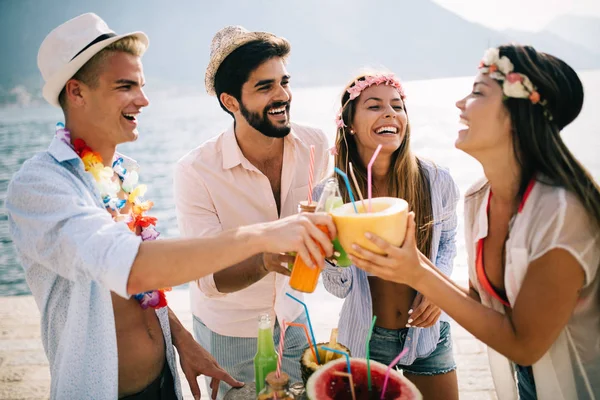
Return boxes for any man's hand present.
[175,333,244,399]
[259,212,336,268]
[262,253,295,276]
[407,293,441,328]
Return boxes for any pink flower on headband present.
[347,74,405,101]
[328,146,338,156]
[335,112,346,129]
[336,73,406,129]
[506,73,523,83]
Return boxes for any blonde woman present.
[317,72,460,400]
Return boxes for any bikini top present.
[476,179,536,307]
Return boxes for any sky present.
[434,0,600,31]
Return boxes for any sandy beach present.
[0,281,497,399]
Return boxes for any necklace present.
[56,123,170,309]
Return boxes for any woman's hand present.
[407,293,442,328]
[349,212,426,286]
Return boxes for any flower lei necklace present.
[56,123,170,309]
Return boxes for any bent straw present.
[367,144,383,212]
[334,167,358,213]
[348,162,367,211]
[366,315,377,391]
[380,348,409,399]
[276,319,286,378]
[285,292,321,364]
[287,322,318,366]
[321,346,351,375]
[333,371,357,400]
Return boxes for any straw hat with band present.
[204,25,289,96]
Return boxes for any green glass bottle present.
[254,314,279,395]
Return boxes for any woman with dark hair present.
[350,45,600,399]
[318,71,460,399]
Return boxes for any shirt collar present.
[473,186,491,243]
[48,136,80,163]
[472,178,537,243]
[47,136,139,170]
[221,124,303,170]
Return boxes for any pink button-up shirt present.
[174,123,329,337]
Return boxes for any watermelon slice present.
[305,357,422,400]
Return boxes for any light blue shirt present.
[318,160,459,365]
[5,137,182,399]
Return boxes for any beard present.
[239,100,291,138]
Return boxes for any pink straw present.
[307,145,315,204]
[380,348,409,399]
[348,162,366,211]
[276,319,286,378]
[367,144,383,213]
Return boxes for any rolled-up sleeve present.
[435,171,459,276]
[6,162,141,298]
[321,264,353,299]
[173,160,225,297]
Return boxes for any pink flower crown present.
[478,48,553,121]
[336,73,406,129]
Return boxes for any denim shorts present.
[515,363,537,399]
[369,321,456,376]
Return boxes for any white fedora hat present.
[38,13,149,108]
[205,25,288,96]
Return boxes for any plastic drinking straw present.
[286,322,318,366]
[334,168,358,213]
[276,319,286,378]
[348,162,367,211]
[307,145,315,204]
[380,348,409,399]
[285,292,321,364]
[366,315,377,391]
[333,371,357,400]
[367,144,383,213]
[321,346,351,374]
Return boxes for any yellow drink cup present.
[330,197,409,257]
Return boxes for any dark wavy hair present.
[496,45,600,230]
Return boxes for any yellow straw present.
[348,162,367,211]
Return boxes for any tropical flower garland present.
[56,123,170,309]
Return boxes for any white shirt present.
[6,137,182,399]
[174,123,329,337]
[465,178,600,400]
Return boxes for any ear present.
[220,92,240,114]
[64,79,86,108]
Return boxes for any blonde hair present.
[335,72,434,257]
[58,36,146,109]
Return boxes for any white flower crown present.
[479,48,553,121]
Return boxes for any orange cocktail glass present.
[288,224,329,293]
[288,201,328,293]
